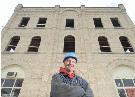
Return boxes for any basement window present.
[37,18,47,27]
[119,36,134,53]
[18,17,30,27]
[98,36,111,52]
[93,18,103,28]
[28,36,41,52]
[111,18,121,27]
[5,36,20,52]
[65,19,74,28]
[64,35,75,52]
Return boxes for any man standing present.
[50,52,94,97]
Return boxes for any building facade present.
[1,4,135,97]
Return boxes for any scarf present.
[59,67,75,79]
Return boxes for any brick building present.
[1,4,135,97]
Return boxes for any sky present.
[0,0,135,32]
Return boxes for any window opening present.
[28,36,41,52]
[66,19,74,28]
[119,36,134,53]
[19,17,30,27]
[64,35,75,52]
[5,36,20,52]
[111,18,121,27]
[98,36,111,52]
[37,18,47,27]
[93,18,103,28]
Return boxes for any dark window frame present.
[28,36,41,52]
[63,35,75,52]
[110,17,121,27]
[119,36,134,53]
[93,18,103,28]
[5,36,20,52]
[65,19,74,28]
[98,36,111,52]
[18,17,30,27]
[37,18,47,27]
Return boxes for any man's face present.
[63,58,77,72]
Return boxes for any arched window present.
[119,36,134,53]
[64,35,75,52]
[1,65,24,97]
[5,36,20,52]
[28,36,41,52]
[113,66,135,97]
[98,36,111,52]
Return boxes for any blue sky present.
[0,0,135,32]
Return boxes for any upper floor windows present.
[93,18,103,28]
[28,36,41,52]
[64,35,75,52]
[98,36,111,52]
[111,17,121,27]
[18,17,30,27]
[5,36,20,52]
[119,36,134,53]
[65,19,74,28]
[17,17,124,29]
[37,18,47,27]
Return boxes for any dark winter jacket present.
[50,73,94,97]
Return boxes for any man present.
[50,52,94,97]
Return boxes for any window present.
[37,18,47,27]
[28,36,41,52]
[115,79,135,97]
[93,18,103,28]
[5,36,20,52]
[111,18,121,27]
[1,79,24,97]
[18,17,30,27]
[65,19,74,28]
[64,35,75,52]
[98,36,111,52]
[1,65,25,97]
[1,72,24,97]
[113,66,135,97]
[119,36,134,53]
